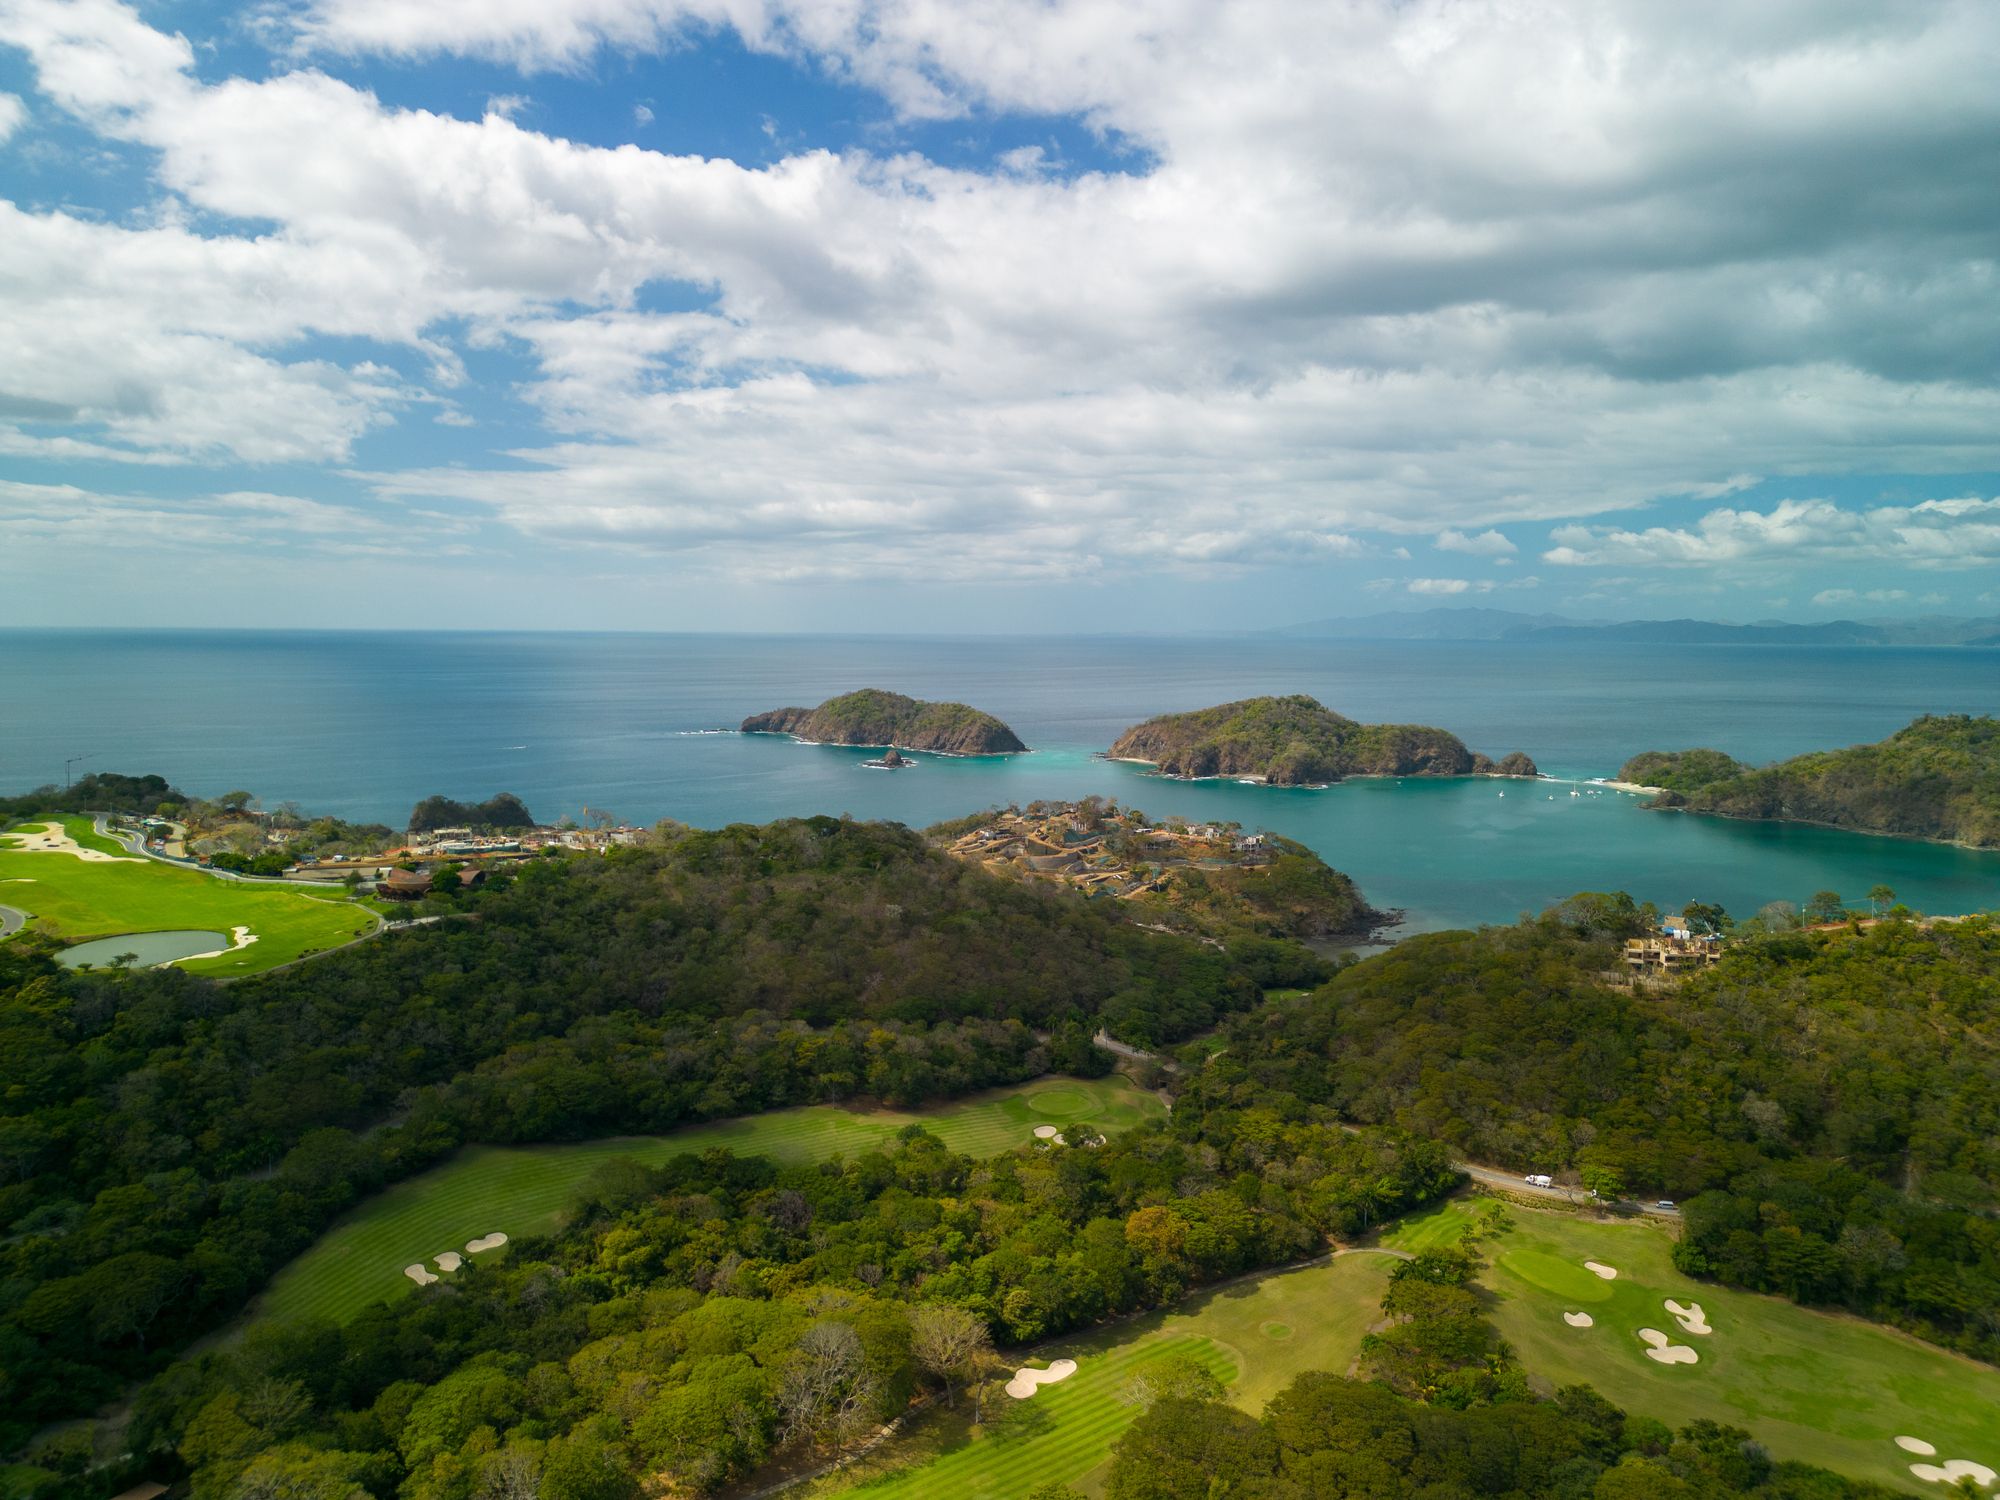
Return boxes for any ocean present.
[2,629,1996,933]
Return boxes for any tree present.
[776,1322,878,1447]
[1122,1354,1225,1409]
[1680,901,1728,937]
[907,1304,993,1410]
[1804,890,1846,925]
[1868,884,1896,915]
[1106,1398,1271,1499]
[1581,1165,1626,1203]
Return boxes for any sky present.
[2,0,1999,633]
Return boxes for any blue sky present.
[2,0,1999,632]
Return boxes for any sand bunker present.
[1005,1359,1078,1398]
[3,823,141,863]
[1896,1437,1938,1457]
[1910,1460,1996,1487]
[434,1251,463,1272]
[1636,1328,1698,1365]
[404,1264,438,1286]
[1563,1311,1594,1328]
[467,1233,508,1254]
[182,926,259,962]
[1033,1125,1060,1139]
[1585,1261,1618,1280]
[1665,1298,1712,1335]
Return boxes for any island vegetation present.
[741,689,1027,754]
[408,793,537,834]
[1625,714,2000,846]
[1106,695,1536,786]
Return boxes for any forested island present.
[1107,695,1537,785]
[741,688,1027,754]
[1623,713,2000,846]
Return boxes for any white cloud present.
[484,93,529,119]
[1436,527,1516,557]
[1546,497,2000,573]
[0,91,23,141]
[632,102,652,125]
[3,0,2000,584]
[1408,577,1473,596]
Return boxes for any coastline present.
[1102,754,1543,790]
[742,729,1029,759]
[1645,802,2000,853]
[1592,779,1664,796]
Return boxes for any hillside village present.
[937,799,1276,900]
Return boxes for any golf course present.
[1382,1198,2000,1496]
[255,1076,1165,1326]
[0,815,375,975]
[815,1252,1398,1500]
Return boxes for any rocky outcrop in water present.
[742,689,1028,755]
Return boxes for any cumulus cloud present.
[1408,578,1474,596]
[4,0,2000,586]
[1544,497,2000,572]
[1436,528,1516,557]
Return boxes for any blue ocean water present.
[1,629,1995,932]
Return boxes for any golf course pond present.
[58,928,228,968]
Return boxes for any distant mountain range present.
[1265,608,2000,646]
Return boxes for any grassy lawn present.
[0,817,375,975]
[255,1077,1165,1327]
[815,1253,1396,1499]
[1383,1198,2000,1496]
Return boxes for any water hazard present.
[58,929,227,968]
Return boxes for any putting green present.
[1499,1246,1615,1303]
[1385,1199,2000,1495]
[0,817,374,976]
[256,1075,1165,1327]
[1025,1087,1092,1116]
[819,1252,1396,1499]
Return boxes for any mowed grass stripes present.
[254,1076,1163,1326]
[844,1334,1235,1500]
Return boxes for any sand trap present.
[2,823,141,863]
[1896,1437,1938,1457]
[1665,1298,1712,1335]
[467,1233,508,1254]
[1910,1460,1996,1487]
[1584,1261,1618,1280]
[1637,1328,1698,1365]
[404,1264,437,1286]
[1033,1125,1060,1139]
[434,1251,463,1272]
[1563,1311,1594,1328]
[1005,1359,1078,1398]
[181,926,259,962]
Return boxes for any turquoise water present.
[58,929,227,968]
[1,630,1995,931]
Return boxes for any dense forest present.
[0,817,1331,1440]
[740,689,1028,754]
[1179,902,2000,1360]
[108,1118,1454,1500]
[1631,713,2000,846]
[1616,747,1750,794]
[1106,696,1537,785]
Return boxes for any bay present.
[1,628,1995,932]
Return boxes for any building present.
[1624,930,1721,974]
[378,867,434,901]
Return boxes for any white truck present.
[1524,1173,1554,1189]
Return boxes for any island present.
[741,688,1028,754]
[1105,694,1537,786]
[1624,713,2000,847]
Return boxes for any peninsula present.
[1106,694,1537,786]
[1625,713,2000,847]
[741,688,1028,755]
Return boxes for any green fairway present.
[0,817,375,975]
[255,1076,1165,1327]
[818,1253,1396,1499]
[1383,1199,2000,1495]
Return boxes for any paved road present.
[0,904,24,939]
